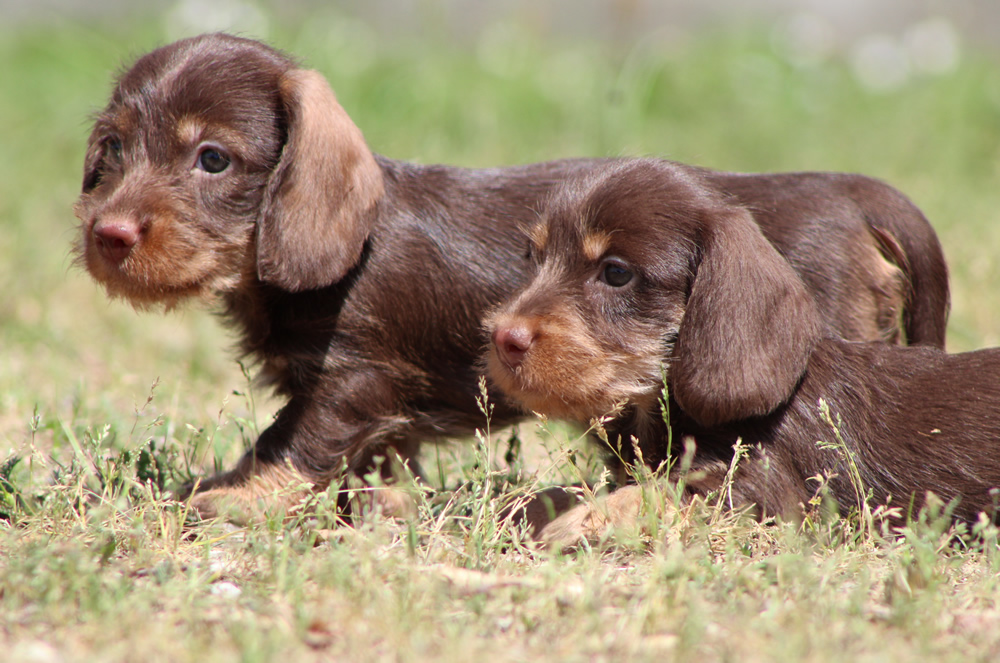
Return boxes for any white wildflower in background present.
[165,0,270,42]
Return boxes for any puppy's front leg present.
[179,385,420,524]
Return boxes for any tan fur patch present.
[175,116,203,145]
[83,205,244,309]
[842,241,908,344]
[538,484,673,550]
[255,69,385,290]
[185,462,316,525]
[526,221,548,254]
[346,485,418,520]
[177,116,260,161]
[486,298,666,422]
[186,462,417,524]
[581,230,612,262]
[867,242,908,343]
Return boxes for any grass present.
[3,9,1000,662]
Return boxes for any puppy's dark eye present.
[601,261,634,287]
[106,137,122,160]
[197,147,230,174]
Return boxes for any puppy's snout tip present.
[492,324,536,370]
[93,219,140,262]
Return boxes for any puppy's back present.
[707,170,949,347]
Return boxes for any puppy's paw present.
[184,488,294,526]
[180,463,316,525]
[346,485,419,520]
[537,485,671,551]
[498,486,586,538]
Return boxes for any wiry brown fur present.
[485,160,997,549]
[76,35,949,522]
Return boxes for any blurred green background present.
[2,0,1000,465]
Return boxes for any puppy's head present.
[485,159,822,428]
[74,33,384,308]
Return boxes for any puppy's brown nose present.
[492,323,536,369]
[93,218,140,263]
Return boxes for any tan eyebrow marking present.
[175,116,204,144]
[582,230,612,262]
[527,221,549,253]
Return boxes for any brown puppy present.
[486,159,998,548]
[75,34,948,521]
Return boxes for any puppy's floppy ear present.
[671,208,823,427]
[257,69,384,291]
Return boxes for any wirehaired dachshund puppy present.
[486,159,998,548]
[75,33,949,522]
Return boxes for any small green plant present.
[815,397,883,540]
[0,455,26,522]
